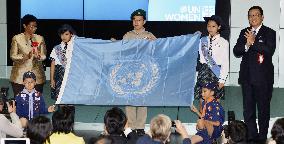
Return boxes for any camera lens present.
[171,121,176,127]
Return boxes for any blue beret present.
[202,82,217,91]
[23,71,36,81]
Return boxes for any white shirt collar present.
[252,24,262,35]
[23,88,35,95]
[209,34,221,41]
[60,36,75,47]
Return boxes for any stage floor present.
[1,79,284,142]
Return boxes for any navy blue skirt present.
[51,65,65,100]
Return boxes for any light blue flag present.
[56,33,200,106]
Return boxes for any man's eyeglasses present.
[248,14,261,18]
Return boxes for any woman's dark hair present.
[58,24,76,36]
[204,15,225,32]
[52,105,75,134]
[22,14,37,26]
[104,107,127,135]
[27,116,52,144]
[271,118,284,144]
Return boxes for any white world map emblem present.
[109,59,160,97]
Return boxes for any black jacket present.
[109,131,139,144]
[233,25,276,85]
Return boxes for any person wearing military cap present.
[123,9,156,135]
[15,71,55,128]
[123,9,156,40]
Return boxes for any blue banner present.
[56,33,200,106]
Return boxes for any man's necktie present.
[253,30,256,36]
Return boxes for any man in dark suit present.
[233,6,276,143]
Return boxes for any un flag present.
[57,33,200,106]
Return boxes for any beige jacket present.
[123,29,156,40]
[10,33,46,84]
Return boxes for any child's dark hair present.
[104,107,127,135]
[202,82,217,96]
[22,14,37,26]
[27,116,53,144]
[271,118,284,143]
[52,105,75,134]
[58,24,76,36]
[204,15,225,32]
[227,120,247,143]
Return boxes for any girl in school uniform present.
[194,15,229,107]
[50,24,76,100]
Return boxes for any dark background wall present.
[6,0,230,66]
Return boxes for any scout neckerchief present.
[200,36,221,78]
[201,96,215,118]
[23,88,35,120]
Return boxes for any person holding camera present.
[191,82,225,144]
[123,9,156,136]
[136,114,191,144]
[0,99,23,138]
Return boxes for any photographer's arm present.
[174,120,192,144]
[8,101,22,128]
[0,101,24,137]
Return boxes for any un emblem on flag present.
[109,58,160,97]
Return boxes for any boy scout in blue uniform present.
[123,9,156,135]
[15,71,55,127]
[191,82,225,144]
